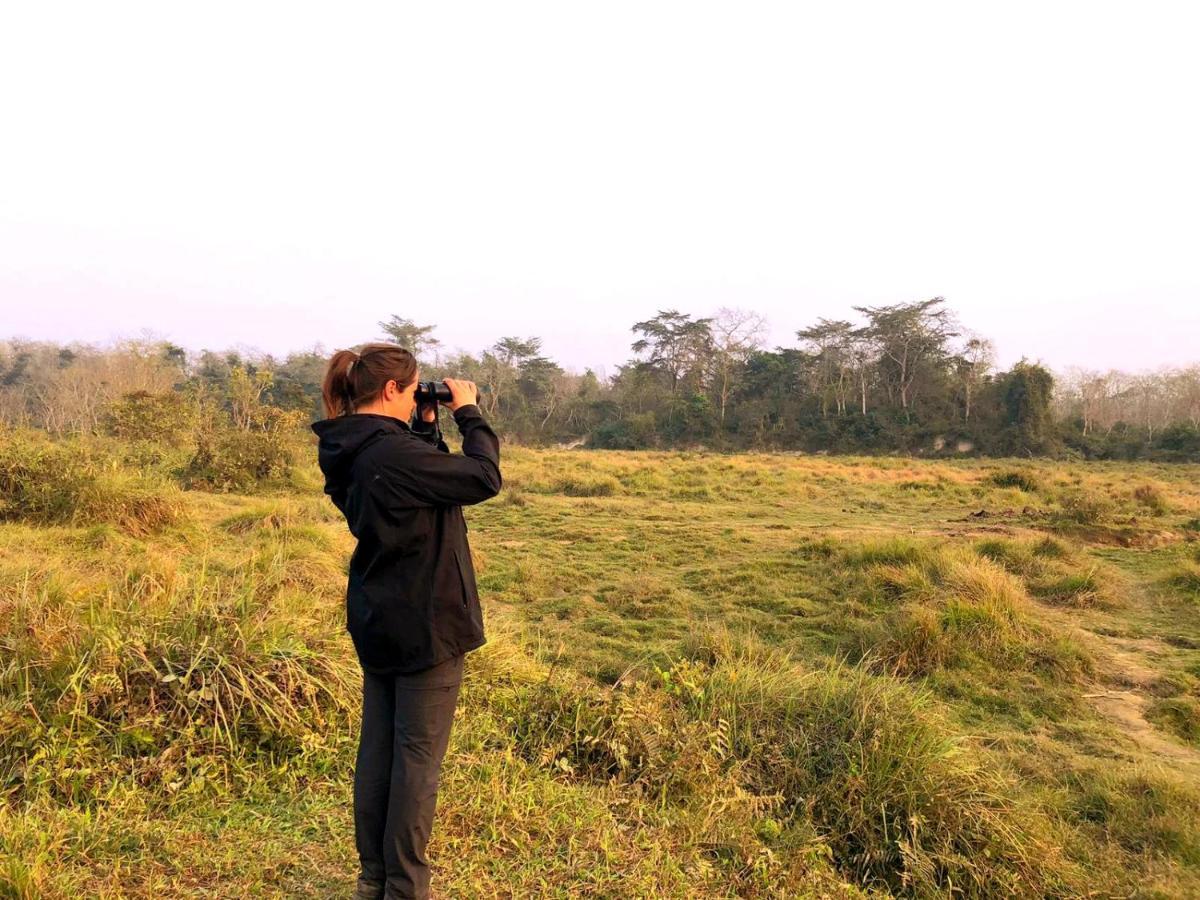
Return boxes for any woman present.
[311,342,501,900]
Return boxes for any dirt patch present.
[1085,636,1200,775]
[1035,605,1200,775]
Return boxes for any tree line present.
[2,297,1198,460]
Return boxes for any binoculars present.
[414,381,485,405]
[414,381,453,404]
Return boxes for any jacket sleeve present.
[373,404,501,508]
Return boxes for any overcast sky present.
[1,2,1197,377]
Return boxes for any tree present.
[630,310,714,397]
[378,316,441,362]
[998,360,1056,455]
[854,297,958,419]
[797,318,857,417]
[479,337,542,419]
[710,308,767,428]
[954,335,994,423]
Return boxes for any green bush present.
[101,390,197,446]
[181,420,302,493]
[0,430,184,535]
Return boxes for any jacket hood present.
[310,413,411,501]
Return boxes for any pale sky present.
[1,2,1197,377]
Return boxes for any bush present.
[102,390,197,446]
[181,422,301,493]
[0,430,185,535]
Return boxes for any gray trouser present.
[354,653,464,900]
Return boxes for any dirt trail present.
[1036,606,1200,776]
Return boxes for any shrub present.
[181,424,299,493]
[0,430,185,535]
[101,390,197,446]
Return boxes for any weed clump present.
[1132,483,1170,516]
[988,469,1043,493]
[548,475,622,497]
[1054,488,1115,526]
[1164,562,1200,601]
[1147,697,1200,746]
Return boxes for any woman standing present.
[311,343,501,900]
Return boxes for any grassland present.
[3,427,1200,897]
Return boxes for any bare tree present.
[710,307,767,426]
[955,335,995,422]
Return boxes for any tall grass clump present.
[1067,765,1200,869]
[548,474,622,497]
[671,631,1076,896]
[974,536,1118,608]
[1164,561,1200,601]
[1053,487,1115,527]
[1146,697,1200,746]
[465,621,1075,895]
[839,539,1091,679]
[0,429,185,535]
[987,469,1043,493]
[1132,483,1170,516]
[1,556,359,808]
[456,625,839,894]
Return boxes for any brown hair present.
[320,342,418,418]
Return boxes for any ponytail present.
[320,343,418,418]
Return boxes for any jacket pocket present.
[453,549,472,608]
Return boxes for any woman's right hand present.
[443,378,479,412]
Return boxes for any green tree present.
[378,316,441,362]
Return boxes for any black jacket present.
[310,404,501,674]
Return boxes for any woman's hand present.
[418,400,438,423]
[444,378,479,412]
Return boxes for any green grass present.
[3,433,1200,896]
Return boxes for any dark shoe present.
[353,876,385,900]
